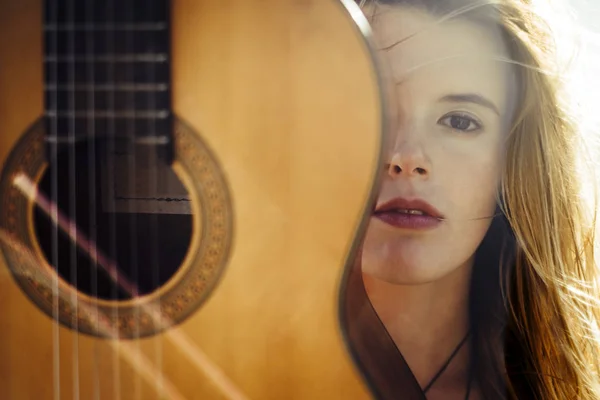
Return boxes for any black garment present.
[342,261,426,399]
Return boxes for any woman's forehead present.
[371,6,515,113]
[371,5,506,51]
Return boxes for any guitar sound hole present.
[33,140,193,301]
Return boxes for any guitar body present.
[0,0,385,399]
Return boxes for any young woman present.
[348,0,600,399]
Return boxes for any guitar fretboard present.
[43,0,172,153]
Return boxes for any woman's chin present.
[361,219,484,285]
[361,259,448,286]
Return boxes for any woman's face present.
[362,5,516,284]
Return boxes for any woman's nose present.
[386,145,430,179]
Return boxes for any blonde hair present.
[359,0,600,398]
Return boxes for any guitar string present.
[84,0,101,398]
[67,0,82,397]
[49,0,61,398]
[147,0,166,395]
[124,0,142,398]
[106,0,122,397]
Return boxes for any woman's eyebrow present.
[438,93,500,116]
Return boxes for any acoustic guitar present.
[0,0,387,398]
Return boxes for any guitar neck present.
[43,0,173,160]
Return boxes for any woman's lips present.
[373,197,444,230]
[373,210,442,230]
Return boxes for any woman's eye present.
[439,114,482,132]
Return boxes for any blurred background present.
[543,0,600,219]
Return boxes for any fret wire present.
[45,54,168,63]
[132,136,170,145]
[45,84,169,91]
[46,110,170,118]
[46,135,170,144]
[44,23,167,31]
[46,136,80,144]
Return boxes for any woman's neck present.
[362,259,474,393]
